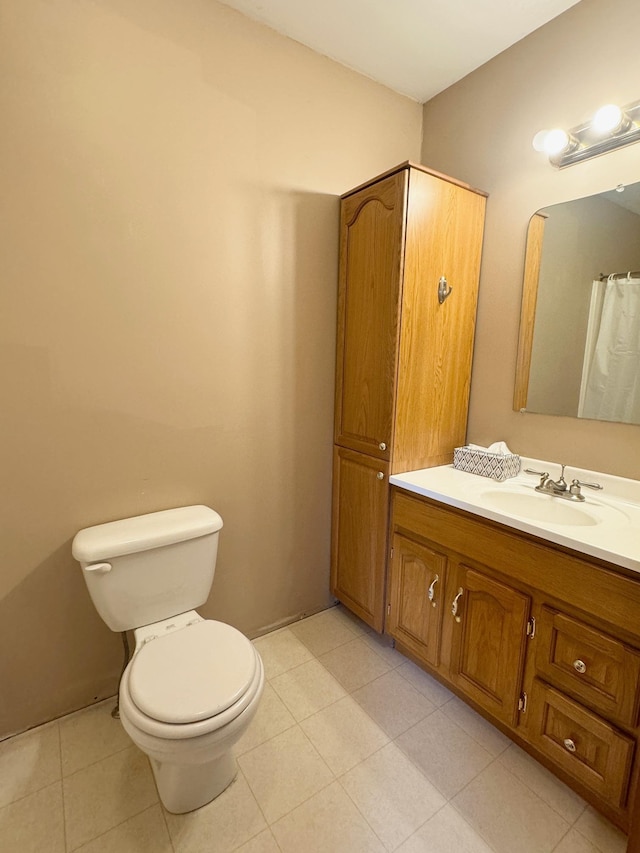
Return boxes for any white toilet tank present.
[72,506,223,632]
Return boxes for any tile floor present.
[0,604,630,853]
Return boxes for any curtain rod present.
[598,271,640,281]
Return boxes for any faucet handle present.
[525,468,549,488]
[570,478,603,492]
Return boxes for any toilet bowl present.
[118,611,264,813]
[72,506,263,813]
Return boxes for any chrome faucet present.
[524,465,603,502]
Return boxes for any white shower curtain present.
[579,275,640,423]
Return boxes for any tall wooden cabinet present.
[331,163,487,631]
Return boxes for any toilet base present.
[150,751,238,814]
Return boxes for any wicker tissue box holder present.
[453,446,521,481]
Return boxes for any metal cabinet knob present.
[377,472,384,480]
[563,738,577,753]
[573,659,587,674]
[379,442,387,451]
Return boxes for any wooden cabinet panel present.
[393,170,486,473]
[449,566,530,727]
[527,680,634,809]
[334,171,407,459]
[387,534,447,667]
[330,447,389,631]
[536,608,640,727]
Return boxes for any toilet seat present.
[129,621,257,724]
[120,619,263,740]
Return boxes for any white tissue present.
[487,441,513,455]
[466,441,513,455]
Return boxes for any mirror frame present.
[513,212,547,412]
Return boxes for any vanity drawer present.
[527,680,634,809]
[536,607,640,726]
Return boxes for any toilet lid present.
[128,621,257,724]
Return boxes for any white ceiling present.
[219,0,581,102]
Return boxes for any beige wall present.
[421,0,640,478]
[0,0,422,737]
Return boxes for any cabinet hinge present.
[526,617,536,639]
[387,603,391,616]
[390,547,394,559]
[518,692,528,713]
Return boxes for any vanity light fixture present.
[533,98,640,168]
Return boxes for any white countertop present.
[389,458,640,575]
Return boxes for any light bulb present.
[532,130,550,152]
[532,128,570,154]
[543,128,571,156]
[592,104,624,134]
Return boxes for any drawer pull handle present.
[563,738,577,753]
[451,588,463,622]
[428,575,439,607]
[573,659,587,674]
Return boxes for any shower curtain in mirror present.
[578,275,640,423]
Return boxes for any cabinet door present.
[334,171,407,460]
[387,535,447,667]
[330,447,389,631]
[393,170,486,472]
[449,566,530,726]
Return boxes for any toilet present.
[72,505,264,814]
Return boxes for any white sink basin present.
[479,490,600,526]
[479,487,630,528]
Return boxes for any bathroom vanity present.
[387,463,640,835]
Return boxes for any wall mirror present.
[513,182,640,425]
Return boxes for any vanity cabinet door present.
[448,566,530,726]
[334,171,407,461]
[387,534,448,668]
[330,447,390,632]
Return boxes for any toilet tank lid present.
[72,505,223,562]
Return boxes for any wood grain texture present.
[536,607,640,727]
[527,680,634,809]
[448,565,530,726]
[513,212,546,412]
[334,171,407,459]
[389,486,640,833]
[341,161,489,200]
[392,490,640,642]
[330,447,390,631]
[387,534,447,667]
[332,164,487,634]
[392,169,486,473]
